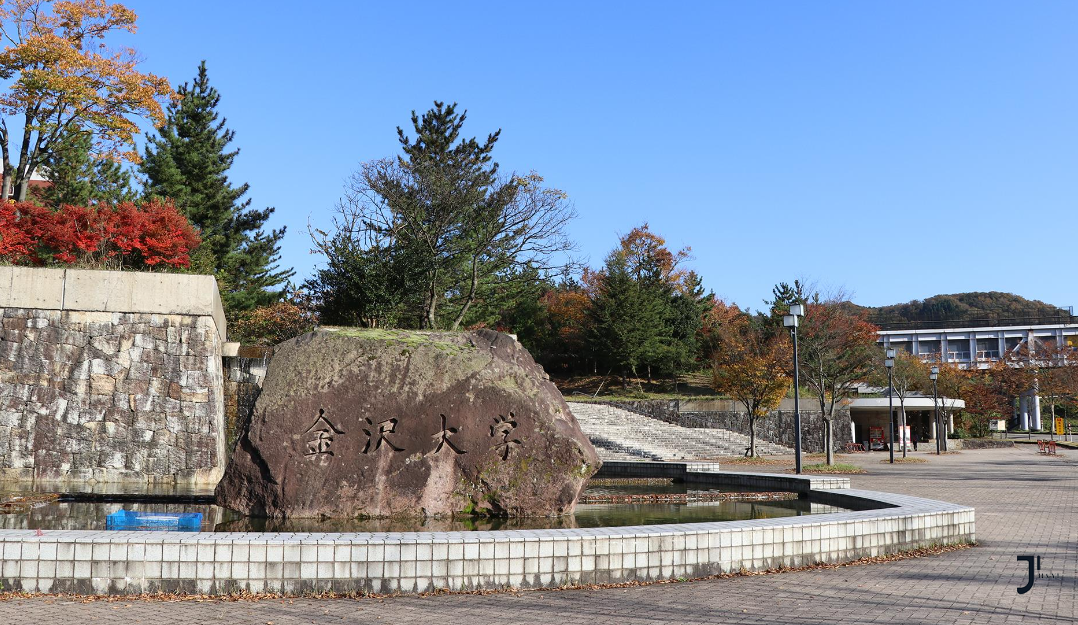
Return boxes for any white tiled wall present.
[0,472,974,596]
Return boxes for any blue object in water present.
[105,509,202,532]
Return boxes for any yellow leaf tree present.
[0,0,173,200]
[711,313,791,457]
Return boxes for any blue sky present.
[115,1,1077,311]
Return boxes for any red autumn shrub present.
[0,202,58,264]
[121,200,202,267]
[0,202,44,263]
[46,203,115,265]
[0,199,201,269]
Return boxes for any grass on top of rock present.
[322,327,472,353]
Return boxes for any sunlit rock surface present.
[215,328,599,519]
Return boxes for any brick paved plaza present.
[1,446,1074,624]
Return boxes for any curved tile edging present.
[0,470,974,596]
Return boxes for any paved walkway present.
[3,446,1075,624]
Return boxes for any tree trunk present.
[16,143,42,203]
[941,410,948,452]
[0,121,10,201]
[817,392,830,465]
[900,406,907,458]
[825,419,834,465]
[14,112,34,202]
[14,177,27,202]
[748,415,756,458]
[423,269,439,329]
[449,256,480,331]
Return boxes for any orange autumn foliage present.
[616,223,691,290]
[541,288,590,351]
[230,300,317,346]
[0,1,173,199]
[710,314,791,456]
[586,224,694,296]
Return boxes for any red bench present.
[1038,440,1057,455]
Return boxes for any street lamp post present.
[885,349,895,464]
[930,366,940,455]
[784,305,804,475]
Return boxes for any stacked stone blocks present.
[0,307,224,485]
[222,348,270,452]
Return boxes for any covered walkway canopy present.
[849,397,965,448]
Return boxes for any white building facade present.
[877,322,1078,431]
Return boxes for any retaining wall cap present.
[0,265,65,309]
[0,266,226,342]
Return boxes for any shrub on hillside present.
[230,299,317,346]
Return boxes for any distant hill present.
[852,292,1073,329]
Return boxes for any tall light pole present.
[930,365,940,455]
[784,304,804,474]
[885,348,895,464]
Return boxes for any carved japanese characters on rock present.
[214,328,600,519]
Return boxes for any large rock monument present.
[215,328,600,519]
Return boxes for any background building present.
[877,320,1078,430]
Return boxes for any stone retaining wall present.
[0,267,227,486]
[679,409,854,453]
[587,399,680,423]
[589,398,853,453]
[222,348,272,454]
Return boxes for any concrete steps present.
[568,402,793,462]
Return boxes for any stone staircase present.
[587,435,665,462]
[568,402,793,461]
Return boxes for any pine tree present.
[37,126,136,207]
[141,61,291,313]
[664,271,712,388]
[587,251,667,385]
[304,232,420,328]
[766,280,809,317]
[315,101,575,330]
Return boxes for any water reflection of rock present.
[215,501,846,532]
[0,479,852,533]
[213,513,584,533]
[3,499,845,533]
[1,482,214,497]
